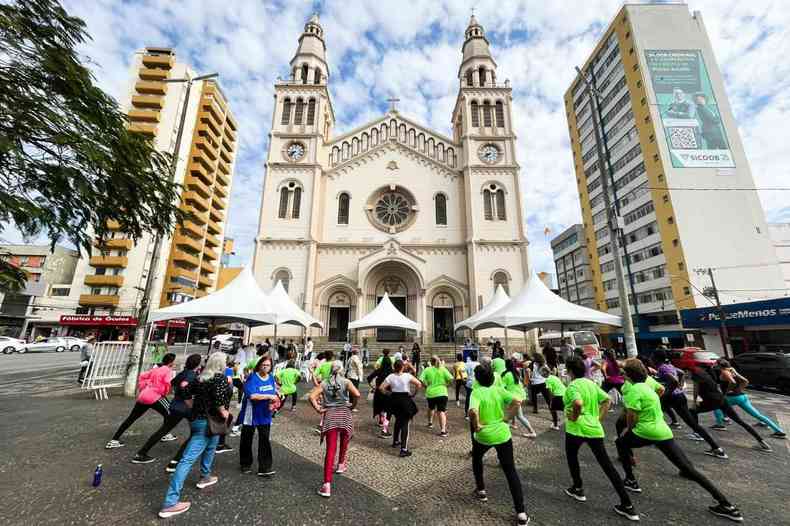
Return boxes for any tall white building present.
[253,15,530,344]
[564,4,784,351]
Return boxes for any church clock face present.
[284,142,305,162]
[478,143,500,164]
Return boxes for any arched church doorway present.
[363,261,423,343]
[328,291,351,342]
[431,291,454,343]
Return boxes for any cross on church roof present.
[387,97,400,112]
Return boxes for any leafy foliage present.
[0,0,183,292]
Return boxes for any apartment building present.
[550,225,595,308]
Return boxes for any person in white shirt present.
[342,340,352,366]
[346,348,364,413]
[380,360,422,457]
[305,337,314,361]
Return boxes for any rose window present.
[374,192,411,227]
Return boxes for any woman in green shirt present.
[562,358,638,522]
[541,366,566,431]
[468,364,529,526]
[419,355,453,437]
[615,359,742,523]
[275,359,302,411]
[502,359,536,438]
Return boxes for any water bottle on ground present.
[92,464,103,487]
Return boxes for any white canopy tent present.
[267,281,324,329]
[348,293,420,332]
[454,284,511,331]
[475,272,623,330]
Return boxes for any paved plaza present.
[1,355,789,525]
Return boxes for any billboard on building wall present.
[645,49,735,169]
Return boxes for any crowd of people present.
[102,338,785,523]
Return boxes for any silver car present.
[22,337,70,353]
[62,336,88,352]
[0,336,26,354]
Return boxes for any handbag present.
[207,412,233,436]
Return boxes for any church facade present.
[253,14,530,343]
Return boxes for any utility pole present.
[576,66,638,358]
[124,72,218,396]
[698,267,731,358]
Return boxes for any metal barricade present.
[81,341,133,400]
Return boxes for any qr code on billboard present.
[668,127,698,149]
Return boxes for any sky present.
[9,0,789,282]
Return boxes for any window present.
[495,101,505,127]
[50,287,69,297]
[495,189,506,220]
[314,69,321,84]
[301,64,308,84]
[483,189,493,220]
[275,269,290,292]
[291,187,302,219]
[307,99,316,125]
[435,194,447,225]
[281,99,291,125]
[278,188,289,219]
[294,98,305,124]
[478,66,486,86]
[493,271,509,294]
[470,101,480,127]
[482,102,492,127]
[337,193,350,224]
[466,69,473,87]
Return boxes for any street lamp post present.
[124,72,219,397]
[670,272,731,358]
[575,67,638,358]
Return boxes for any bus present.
[538,330,601,359]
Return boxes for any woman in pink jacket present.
[106,353,177,449]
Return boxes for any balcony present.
[106,220,122,230]
[213,182,227,199]
[128,122,157,135]
[204,86,227,112]
[168,265,198,282]
[215,167,229,186]
[204,232,220,247]
[200,259,216,275]
[89,255,128,268]
[219,145,232,163]
[195,137,218,160]
[200,114,220,137]
[79,294,120,307]
[207,218,221,235]
[94,238,133,250]
[224,125,237,143]
[203,247,218,261]
[198,274,212,288]
[209,206,223,223]
[180,204,208,225]
[192,147,214,172]
[135,80,166,95]
[138,67,169,81]
[173,250,200,268]
[201,98,223,124]
[180,219,204,238]
[128,109,160,122]
[131,94,163,109]
[211,193,225,210]
[184,175,211,199]
[182,190,209,212]
[189,162,212,186]
[142,54,173,68]
[195,289,208,298]
[198,122,219,142]
[84,275,124,287]
[226,113,237,131]
[174,231,203,253]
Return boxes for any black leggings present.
[455,380,464,401]
[138,411,187,455]
[601,380,623,395]
[232,378,244,404]
[393,414,412,450]
[666,394,720,450]
[112,399,169,441]
[565,433,631,507]
[661,396,679,424]
[529,383,551,413]
[616,431,730,505]
[472,438,525,515]
[550,397,564,427]
[240,424,272,472]
[288,392,298,408]
[464,385,473,415]
[694,398,763,443]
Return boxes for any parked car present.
[0,336,26,354]
[22,337,70,353]
[732,352,790,394]
[669,347,720,370]
[62,336,88,352]
[212,334,242,352]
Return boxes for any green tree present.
[0,0,183,291]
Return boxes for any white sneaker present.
[160,433,178,442]
[105,439,124,449]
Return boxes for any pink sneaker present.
[335,462,348,474]
[318,482,331,497]
[158,501,191,518]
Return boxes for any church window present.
[427,138,435,157]
[337,193,350,224]
[278,188,289,219]
[307,99,316,125]
[332,146,340,165]
[314,69,321,84]
[281,99,291,125]
[483,101,493,127]
[495,101,505,127]
[435,194,447,225]
[399,124,406,143]
[418,134,425,152]
[479,66,486,86]
[374,192,411,227]
[493,271,510,294]
[372,128,378,146]
[496,189,506,220]
[342,142,349,160]
[380,123,388,141]
[294,98,305,124]
[275,269,291,292]
[409,129,415,147]
[301,64,308,84]
[291,187,302,219]
[352,137,359,155]
[437,143,445,162]
[470,101,480,127]
[466,69,473,87]
[483,189,493,220]
[447,147,455,167]
[362,133,369,151]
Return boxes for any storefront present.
[59,315,138,341]
[680,297,790,356]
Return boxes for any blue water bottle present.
[92,464,103,487]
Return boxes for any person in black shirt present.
[690,366,771,452]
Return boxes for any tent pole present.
[504,328,509,357]
[183,322,191,361]
[523,328,528,357]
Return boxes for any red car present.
[669,347,720,370]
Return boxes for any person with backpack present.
[712,359,785,439]
[615,359,743,523]
[133,354,202,465]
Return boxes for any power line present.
[697,262,781,271]
[646,186,790,192]
[717,288,790,292]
